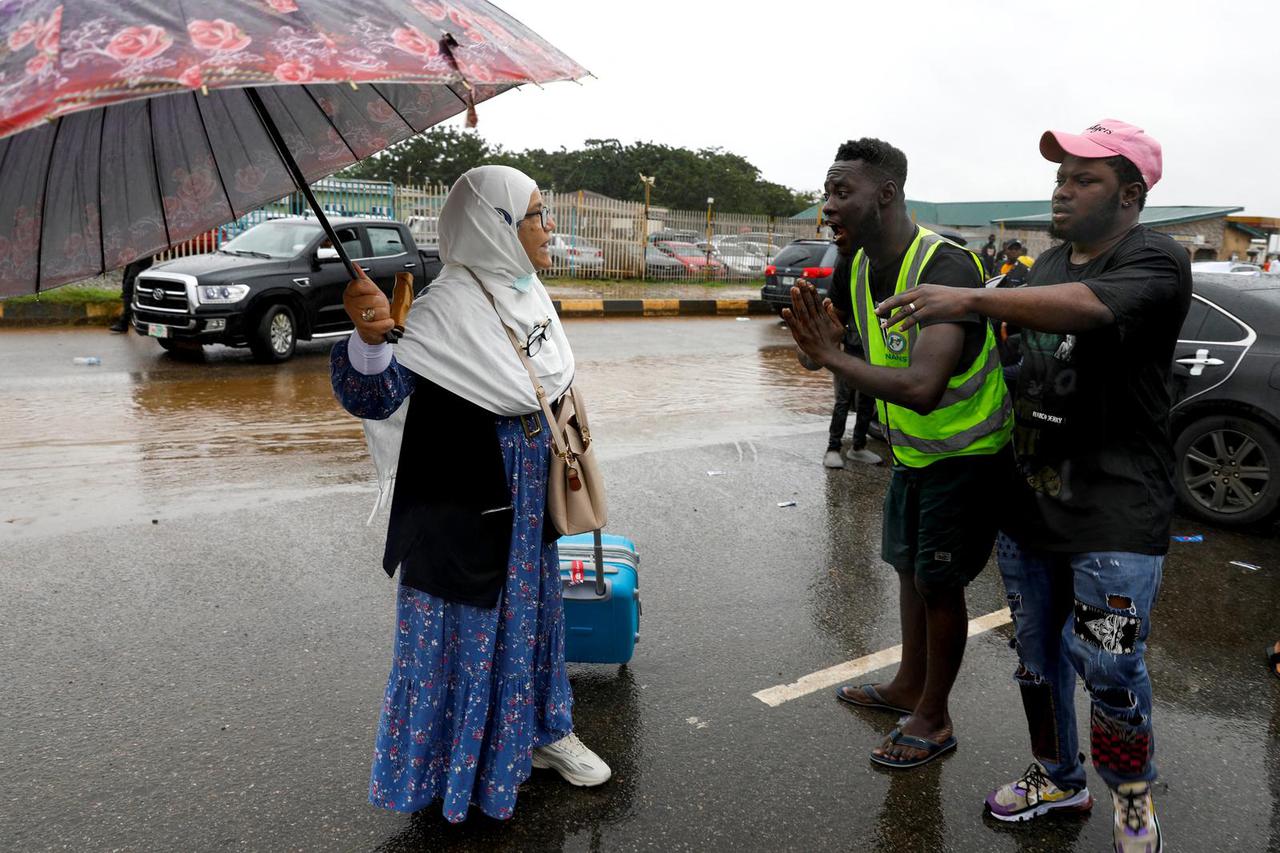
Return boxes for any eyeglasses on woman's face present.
[520,206,554,231]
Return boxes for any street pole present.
[639,174,655,278]
[705,196,714,280]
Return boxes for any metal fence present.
[155,179,824,281]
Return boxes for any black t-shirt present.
[830,229,985,373]
[1003,225,1192,555]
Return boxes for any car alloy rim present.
[1182,427,1270,513]
[270,313,292,353]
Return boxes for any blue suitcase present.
[557,532,641,664]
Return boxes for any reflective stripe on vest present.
[850,227,1011,468]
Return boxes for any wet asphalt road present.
[1,321,1278,852]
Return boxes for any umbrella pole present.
[245,87,359,282]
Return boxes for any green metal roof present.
[790,199,1049,225]
[1228,220,1267,239]
[993,206,1245,228]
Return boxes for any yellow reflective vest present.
[849,228,1012,468]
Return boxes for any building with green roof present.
[791,200,1253,260]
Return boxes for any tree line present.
[342,128,815,218]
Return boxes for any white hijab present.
[361,165,575,515]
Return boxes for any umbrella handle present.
[245,87,397,344]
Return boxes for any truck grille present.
[135,280,189,313]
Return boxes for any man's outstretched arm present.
[876,281,1114,334]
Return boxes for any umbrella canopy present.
[0,0,587,296]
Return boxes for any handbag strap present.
[467,268,569,460]
[468,269,606,595]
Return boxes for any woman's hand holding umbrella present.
[343,264,394,345]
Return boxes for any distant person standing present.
[979,245,999,278]
[824,313,881,468]
[999,239,1034,286]
[108,256,152,334]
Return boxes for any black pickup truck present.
[131,216,442,362]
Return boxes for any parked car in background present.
[1169,273,1280,527]
[647,229,702,245]
[547,233,604,270]
[132,217,441,363]
[406,214,438,247]
[1191,260,1262,276]
[644,246,687,278]
[653,241,724,277]
[695,237,766,278]
[759,239,840,315]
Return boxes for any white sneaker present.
[532,732,612,787]
[823,450,845,468]
[846,447,882,465]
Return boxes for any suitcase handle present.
[593,528,605,596]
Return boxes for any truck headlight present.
[198,283,249,304]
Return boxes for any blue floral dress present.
[330,339,574,822]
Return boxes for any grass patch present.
[4,286,120,305]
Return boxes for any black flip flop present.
[869,726,957,769]
[835,683,913,715]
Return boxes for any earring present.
[1122,202,1131,208]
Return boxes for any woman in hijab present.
[329,165,610,822]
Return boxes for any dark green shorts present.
[881,446,1011,592]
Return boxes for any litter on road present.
[1230,560,1262,572]
[777,500,797,508]
[1171,534,1203,542]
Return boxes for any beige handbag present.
[475,275,607,536]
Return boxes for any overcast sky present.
[442,0,1279,216]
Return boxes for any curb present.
[0,301,119,327]
[0,299,777,327]
[552,298,775,318]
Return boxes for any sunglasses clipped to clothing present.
[524,317,552,356]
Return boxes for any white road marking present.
[752,607,1012,708]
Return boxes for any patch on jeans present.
[1016,671,1059,764]
[1073,599,1140,655]
[1090,705,1151,777]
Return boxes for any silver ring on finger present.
[361,307,376,322]
[908,301,917,313]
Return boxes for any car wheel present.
[250,304,296,363]
[1173,414,1280,526]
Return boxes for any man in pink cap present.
[876,119,1190,852]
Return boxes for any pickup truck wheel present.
[251,304,296,362]
[1174,414,1280,527]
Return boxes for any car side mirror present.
[316,246,340,263]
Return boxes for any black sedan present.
[1170,273,1280,527]
[760,239,840,315]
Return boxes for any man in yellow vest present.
[876,119,1181,853]
[785,137,1013,769]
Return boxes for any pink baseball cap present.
[1039,119,1162,189]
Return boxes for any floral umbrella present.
[0,0,587,297]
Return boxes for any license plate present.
[147,323,169,338]
[779,276,794,287]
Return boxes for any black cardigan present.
[383,373,557,608]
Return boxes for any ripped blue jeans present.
[996,533,1163,791]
